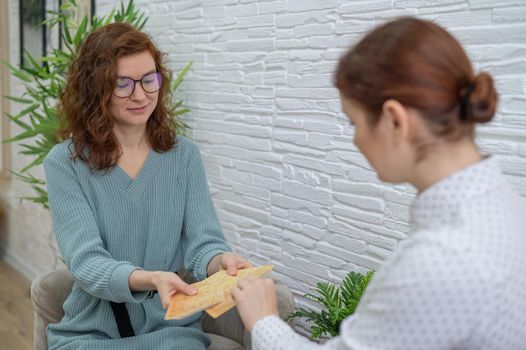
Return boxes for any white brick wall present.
[101,0,526,327]
[2,0,526,333]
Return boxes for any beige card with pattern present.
[206,265,272,318]
[165,265,272,320]
[164,279,224,320]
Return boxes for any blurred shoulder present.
[166,135,201,161]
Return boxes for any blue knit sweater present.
[44,136,231,349]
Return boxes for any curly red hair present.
[58,22,176,170]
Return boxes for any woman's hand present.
[207,252,252,276]
[152,271,197,309]
[151,271,197,309]
[231,277,279,332]
[130,270,197,309]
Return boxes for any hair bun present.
[465,72,498,124]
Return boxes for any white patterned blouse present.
[252,157,526,350]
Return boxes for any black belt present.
[109,301,135,338]
[109,290,157,338]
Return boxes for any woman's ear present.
[381,99,411,145]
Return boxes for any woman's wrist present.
[129,269,157,292]
[207,253,223,276]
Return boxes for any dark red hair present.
[335,17,498,139]
[59,23,175,170]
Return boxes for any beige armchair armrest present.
[31,269,74,350]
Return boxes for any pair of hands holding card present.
[153,252,249,309]
[157,252,279,332]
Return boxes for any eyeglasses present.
[113,72,162,98]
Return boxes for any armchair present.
[31,268,294,350]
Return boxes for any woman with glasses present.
[232,17,526,349]
[44,23,250,350]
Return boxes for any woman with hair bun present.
[232,17,526,350]
[44,23,250,349]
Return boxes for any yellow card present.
[206,265,273,318]
[165,279,224,320]
[164,265,273,320]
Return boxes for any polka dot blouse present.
[252,157,526,350]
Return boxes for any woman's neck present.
[113,124,149,152]
[410,139,482,193]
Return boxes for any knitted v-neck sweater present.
[44,136,230,350]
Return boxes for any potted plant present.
[2,0,191,209]
[289,270,374,340]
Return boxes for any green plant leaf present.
[3,61,33,82]
[103,9,116,26]
[10,103,40,120]
[22,49,45,73]
[288,270,375,340]
[19,153,47,173]
[172,62,193,91]
[73,16,88,47]
[134,12,145,29]
[10,170,46,185]
[3,112,31,131]
[175,108,190,116]
[3,95,34,104]
[62,14,73,45]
